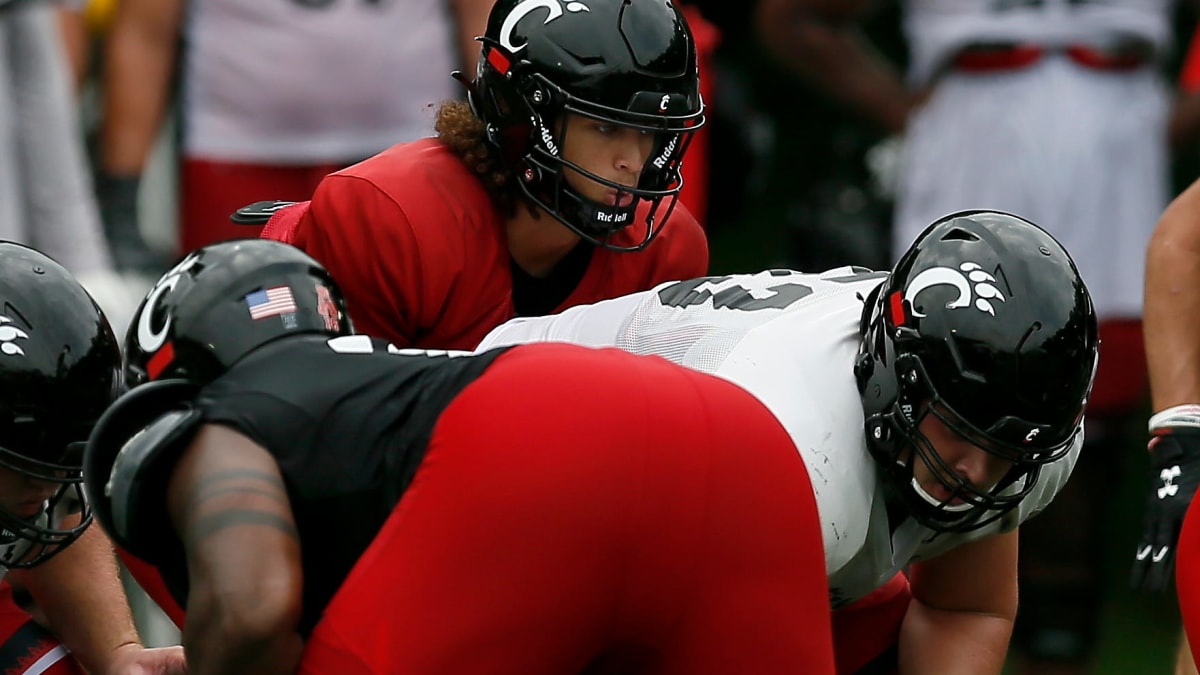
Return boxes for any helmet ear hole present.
[524,83,553,109]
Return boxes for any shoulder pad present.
[230,200,298,226]
[85,380,202,563]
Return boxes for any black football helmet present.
[0,242,121,567]
[125,239,352,388]
[855,210,1099,533]
[467,0,705,251]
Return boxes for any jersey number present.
[657,269,885,313]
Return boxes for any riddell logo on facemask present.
[596,210,631,224]
[651,134,679,170]
[539,123,559,156]
[903,262,1006,317]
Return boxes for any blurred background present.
[7,0,1200,670]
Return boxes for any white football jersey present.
[182,0,455,162]
[477,267,1081,607]
[903,0,1174,85]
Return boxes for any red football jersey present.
[1183,23,1200,93]
[261,138,708,349]
[0,582,84,673]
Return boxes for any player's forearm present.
[171,425,306,675]
[16,523,142,674]
[754,2,910,134]
[99,0,182,173]
[181,556,303,675]
[1145,178,1200,410]
[897,599,1013,675]
[183,606,303,675]
[181,543,305,675]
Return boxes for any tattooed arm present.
[166,424,304,675]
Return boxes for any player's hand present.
[1131,423,1200,592]
[95,171,166,275]
[103,644,187,675]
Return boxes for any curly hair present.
[435,100,523,218]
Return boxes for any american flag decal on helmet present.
[245,286,297,320]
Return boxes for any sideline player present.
[98,0,495,268]
[1137,176,1200,672]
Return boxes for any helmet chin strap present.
[565,187,639,239]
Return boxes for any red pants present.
[1087,319,1147,418]
[0,582,83,674]
[296,344,835,674]
[1179,493,1200,665]
[179,159,346,256]
[831,573,910,674]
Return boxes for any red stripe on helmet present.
[147,341,175,380]
[487,47,511,74]
[888,291,907,327]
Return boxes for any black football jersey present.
[192,335,508,632]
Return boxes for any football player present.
[1140,176,1200,670]
[247,0,710,350]
[476,209,1100,674]
[0,242,184,674]
[83,238,837,675]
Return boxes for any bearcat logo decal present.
[136,252,202,354]
[500,0,590,53]
[0,316,28,356]
[903,262,1006,317]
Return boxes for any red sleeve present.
[0,582,84,673]
[1182,23,1200,93]
[296,175,427,347]
[260,203,309,245]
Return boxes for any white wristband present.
[1149,404,1200,433]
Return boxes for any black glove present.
[95,170,166,275]
[1130,416,1200,592]
[230,200,298,226]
